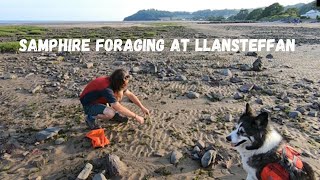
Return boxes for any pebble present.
[187,91,200,99]
[256,98,263,105]
[175,75,187,81]
[296,107,307,114]
[245,52,258,57]
[192,146,201,154]
[201,150,216,168]
[131,67,140,73]
[77,163,93,180]
[224,114,233,122]
[308,111,318,117]
[240,64,251,71]
[239,84,254,93]
[220,69,232,77]
[266,54,273,59]
[288,111,302,119]
[230,77,243,83]
[234,92,244,100]
[170,150,183,164]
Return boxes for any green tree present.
[259,3,284,19]
[246,8,263,20]
[285,8,300,17]
[234,9,249,20]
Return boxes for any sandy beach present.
[0,22,319,179]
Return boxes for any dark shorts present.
[83,104,106,116]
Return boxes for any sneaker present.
[85,115,101,130]
[112,113,128,123]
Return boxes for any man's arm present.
[124,90,150,115]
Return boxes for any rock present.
[288,111,302,119]
[77,163,93,180]
[192,153,200,160]
[105,154,127,177]
[3,73,17,80]
[36,127,61,141]
[220,69,232,77]
[113,61,126,66]
[175,75,187,81]
[196,140,205,149]
[170,150,183,164]
[266,54,273,59]
[192,146,201,154]
[252,58,263,71]
[153,149,166,157]
[308,111,318,117]
[93,173,107,180]
[256,98,263,105]
[201,114,215,122]
[224,114,233,122]
[130,67,139,73]
[245,52,258,57]
[86,62,94,69]
[234,92,244,100]
[201,150,216,168]
[240,64,251,71]
[31,85,42,94]
[206,93,224,102]
[187,91,200,99]
[55,138,65,145]
[230,77,243,83]
[239,84,254,93]
[296,107,307,114]
[283,97,290,103]
[149,64,157,74]
[202,76,210,82]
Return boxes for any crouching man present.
[80,69,150,129]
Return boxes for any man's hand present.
[135,115,144,124]
[141,106,150,115]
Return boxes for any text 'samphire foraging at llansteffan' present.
[19,38,295,52]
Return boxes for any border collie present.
[226,103,315,180]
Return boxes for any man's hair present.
[110,69,127,92]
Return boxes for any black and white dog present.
[226,103,315,180]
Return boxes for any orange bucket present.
[86,129,110,148]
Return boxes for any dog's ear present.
[255,112,268,128]
[245,103,253,115]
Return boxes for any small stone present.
[196,140,205,149]
[113,61,126,66]
[86,62,94,69]
[201,114,215,122]
[55,138,65,145]
[230,77,243,83]
[256,98,263,105]
[77,163,93,180]
[234,92,244,100]
[93,173,107,180]
[175,75,187,81]
[308,111,318,117]
[239,84,254,93]
[252,58,263,71]
[283,97,290,103]
[187,91,200,99]
[201,150,216,168]
[192,146,201,154]
[31,85,42,94]
[224,114,233,122]
[220,69,232,77]
[266,54,273,59]
[131,67,140,73]
[240,64,251,71]
[170,150,183,164]
[202,75,210,82]
[192,153,200,160]
[288,111,302,119]
[245,52,257,57]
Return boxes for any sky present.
[0,0,314,21]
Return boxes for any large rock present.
[201,150,216,168]
[77,163,93,180]
[36,127,61,141]
[170,150,183,164]
[105,154,127,177]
